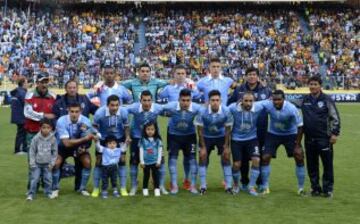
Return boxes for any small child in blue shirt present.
[139,122,163,197]
[96,135,127,199]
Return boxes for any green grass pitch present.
[0,104,359,224]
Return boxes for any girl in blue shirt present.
[139,122,163,197]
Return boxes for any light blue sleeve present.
[121,108,130,126]
[158,86,169,100]
[257,100,272,112]
[224,107,234,126]
[121,79,133,90]
[196,79,204,92]
[93,108,102,126]
[56,118,69,139]
[120,86,133,104]
[125,103,138,115]
[155,79,169,88]
[194,111,204,127]
[86,88,97,99]
[292,106,303,127]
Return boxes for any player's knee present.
[199,153,207,164]
[261,154,271,165]
[233,161,241,171]
[82,160,91,169]
[293,151,304,163]
[222,152,230,162]
[251,157,260,168]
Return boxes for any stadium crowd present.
[0,7,140,88]
[144,8,318,89]
[308,8,359,90]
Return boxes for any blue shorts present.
[263,133,297,158]
[204,137,225,156]
[231,139,260,162]
[168,133,197,159]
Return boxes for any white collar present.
[176,102,193,112]
[174,83,186,89]
[105,107,121,116]
[104,82,119,90]
[208,74,224,81]
[139,103,155,113]
[208,105,222,115]
[236,103,255,112]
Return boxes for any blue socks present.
[93,166,101,189]
[160,163,166,188]
[130,165,138,188]
[261,165,271,189]
[232,168,241,186]
[189,158,198,187]
[249,167,260,189]
[183,157,190,180]
[199,165,207,189]
[296,165,305,189]
[80,168,91,191]
[169,157,178,187]
[118,165,127,188]
[223,164,232,189]
[52,168,60,191]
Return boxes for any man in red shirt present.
[24,72,56,191]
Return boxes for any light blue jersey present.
[261,100,303,136]
[158,84,201,102]
[228,102,265,141]
[56,114,93,144]
[163,102,203,136]
[96,142,127,166]
[87,82,132,107]
[139,138,163,165]
[197,75,234,105]
[126,103,164,138]
[195,105,233,138]
[93,106,129,140]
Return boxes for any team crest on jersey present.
[260,94,266,100]
[317,101,324,108]
[81,102,85,109]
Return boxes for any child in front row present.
[139,122,163,197]
[27,118,57,201]
[96,135,127,199]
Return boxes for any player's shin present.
[189,157,198,188]
[130,164,138,188]
[159,163,166,188]
[222,160,232,189]
[118,165,127,189]
[79,167,91,191]
[169,157,178,188]
[249,166,260,189]
[93,166,102,189]
[296,164,306,190]
[199,162,207,189]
